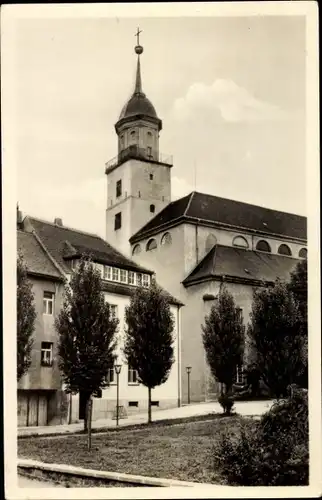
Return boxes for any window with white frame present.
[112,268,120,282]
[128,271,135,285]
[43,291,55,315]
[136,273,142,286]
[235,365,244,385]
[41,342,53,367]
[110,304,118,319]
[106,367,116,384]
[95,263,104,277]
[128,366,138,384]
[120,269,128,283]
[142,274,150,287]
[104,266,112,280]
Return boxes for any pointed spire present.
[134,27,144,96]
[134,55,143,95]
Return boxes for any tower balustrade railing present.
[105,145,173,170]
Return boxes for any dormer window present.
[130,130,136,143]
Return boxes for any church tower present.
[105,29,172,256]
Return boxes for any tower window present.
[149,174,153,180]
[256,240,271,253]
[114,212,122,230]
[150,204,155,213]
[116,179,122,198]
[147,146,152,158]
[147,131,152,142]
[130,130,136,143]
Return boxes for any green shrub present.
[218,394,235,415]
[213,388,308,485]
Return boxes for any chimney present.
[17,203,23,229]
[54,217,63,226]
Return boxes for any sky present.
[12,14,306,238]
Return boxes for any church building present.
[104,33,307,404]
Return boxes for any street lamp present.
[115,364,122,426]
[186,366,192,404]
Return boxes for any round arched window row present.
[132,244,141,256]
[232,236,249,249]
[161,232,172,246]
[299,247,307,259]
[146,238,157,251]
[278,244,292,256]
[256,240,272,253]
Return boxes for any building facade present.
[18,212,182,425]
[104,37,308,403]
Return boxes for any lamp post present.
[186,366,192,404]
[115,364,122,426]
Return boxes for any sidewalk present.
[18,399,274,438]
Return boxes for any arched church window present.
[146,239,157,252]
[132,244,141,256]
[299,247,307,259]
[161,232,172,246]
[256,240,271,253]
[278,244,292,256]
[205,234,217,253]
[232,236,249,249]
[147,131,152,143]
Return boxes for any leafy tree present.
[288,260,308,387]
[56,256,117,449]
[17,254,36,381]
[202,287,245,413]
[124,282,175,423]
[247,279,304,398]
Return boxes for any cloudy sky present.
[11,13,306,238]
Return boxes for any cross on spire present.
[135,27,142,46]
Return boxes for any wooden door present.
[17,391,28,427]
[38,394,48,426]
[28,393,38,426]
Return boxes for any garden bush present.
[213,387,308,485]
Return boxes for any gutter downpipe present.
[177,305,181,407]
[195,219,200,265]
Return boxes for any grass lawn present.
[18,415,257,484]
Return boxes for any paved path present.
[18,475,62,488]
[18,400,274,437]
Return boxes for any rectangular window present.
[104,266,112,280]
[149,173,153,180]
[120,269,128,283]
[106,367,115,384]
[95,263,104,277]
[41,342,53,367]
[142,274,150,287]
[116,180,122,198]
[112,268,120,282]
[128,401,139,407]
[128,271,135,285]
[114,212,122,230]
[136,273,142,286]
[236,308,243,322]
[151,401,159,407]
[147,147,152,157]
[110,304,118,319]
[235,365,244,385]
[43,291,54,315]
[128,366,138,384]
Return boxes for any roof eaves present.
[184,216,307,243]
[130,216,186,243]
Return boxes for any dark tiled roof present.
[183,244,301,287]
[26,217,152,274]
[131,192,307,242]
[101,281,183,306]
[119,93,158,121]
[17,231,63,280]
